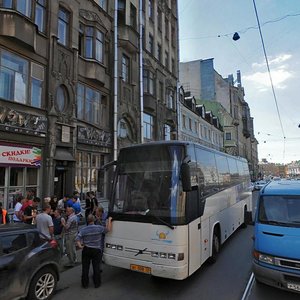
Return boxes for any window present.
[165,16,169,39]
[159,81,164,102]
[75,152,105,195]
[16,0,32,18]
[121,55,130,83]
[0,0,12,9]
[172,58,175,74]
[58,7,70,46]
[143,113,153,140]
[148,34,154,55]
[79,24,104,63]
[94,0,107,11]
[225,132,232,140]
[164,124,171,140]
[117,0,125,25]
[148,0,154,20]
[35,0,46,33]
[0,49,44,108]
[195,121,198,133]
[77,83,102,125]
[166,89,174,109]
[1,234,27,255]
[143,69,154,95]
[165,51,169,69]
[157,43,162,62]
[171,26,176,47]
[157,7,162,31]
[182,114,186,129]
[189,118,192,131]
[130,3,137,29]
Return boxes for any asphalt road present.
[54,225,253,300]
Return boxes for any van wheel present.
[209,230,220,264]
[27,267,57,300]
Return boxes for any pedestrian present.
[52,209,65,257]
[90,191,98,215]
[76,214,113,288]
[35,204,54,240]
[49,195,58,213]
[13,195,25,223]
[0,202,9,224]
[23,198,39,224]
[57,195,68,213]
[61,207,78,267]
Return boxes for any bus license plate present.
[130,264,151,274]
[287,283,300,292]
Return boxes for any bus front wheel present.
[209,230,220,264]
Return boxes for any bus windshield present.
[258,195,300,227]
[111,144,186,225]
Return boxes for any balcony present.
[78,57,107,86]
[143,94,156,112]
[118,25,139,53]
[0,10,36,51]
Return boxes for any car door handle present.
[198,223,201,230]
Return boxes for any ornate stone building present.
[0,0,179,210]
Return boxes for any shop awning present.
[54,148,76,161]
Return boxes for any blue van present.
[253,180,300,293]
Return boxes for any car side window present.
[0,234,27,255]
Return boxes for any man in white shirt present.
[36,204,54,239]
[13,195,25,223]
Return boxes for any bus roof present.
[120,141,248,162]
[261,180,300,196]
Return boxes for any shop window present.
[10,168,23,186]
[26,168,38,185]
[0,167,5,186]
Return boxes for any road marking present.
[241,272,255,300]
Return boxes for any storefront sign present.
[0,144,41,167]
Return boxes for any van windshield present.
[258,195,300,227]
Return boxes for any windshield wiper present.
[260,220,293,227]
[145,209,174,230]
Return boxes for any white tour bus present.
[103,141,252,280]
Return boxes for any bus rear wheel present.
[209,230,220,264]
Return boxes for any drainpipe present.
[113,0,118,161]
[139,0,144,143]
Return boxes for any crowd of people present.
[0,189,113,289]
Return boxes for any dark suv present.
[0,223,60,300]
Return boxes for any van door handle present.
[198,223,201,230]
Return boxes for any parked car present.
[254,180,267,190]
[0,223,60,300]
[253,180,300,293]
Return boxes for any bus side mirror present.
[181,163,192,192]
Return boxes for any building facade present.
[0,0,180,210]
[179,59,259,179]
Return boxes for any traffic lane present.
[54,226,254,300]
[248,279,300,300]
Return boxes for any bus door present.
[186,189,205,274]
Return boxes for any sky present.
[178,0,300,164]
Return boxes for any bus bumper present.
[104,253,189,280]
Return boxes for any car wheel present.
[208,230,220,264]
[27,267,57,300]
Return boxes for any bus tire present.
[241,206,247,228]
[209,229,220,264]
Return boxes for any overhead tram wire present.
[252,0,286,161]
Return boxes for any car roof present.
[0,223,37,234]
[261,180,300,196]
